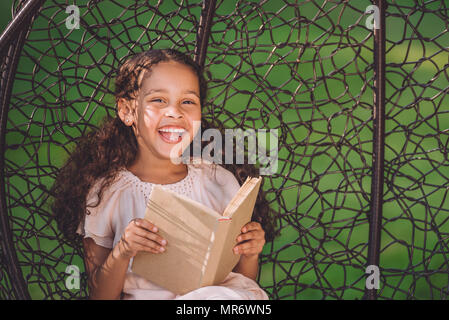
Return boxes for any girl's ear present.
[117,98,135,126]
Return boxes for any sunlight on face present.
[133,60,202,161]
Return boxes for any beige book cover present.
[131,175,262,295]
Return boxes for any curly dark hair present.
[50,48,278,248]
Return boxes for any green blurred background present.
[1,0,448,300]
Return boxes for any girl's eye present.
[183,100,195,105]
[151,99,164,103]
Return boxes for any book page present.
[213,177,263,284]
[221,177,249,217]
[223,177,260,218]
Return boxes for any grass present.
[1,0,448,299]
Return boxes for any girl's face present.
[120,60,202,162]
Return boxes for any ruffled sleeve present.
[76,177,119,249]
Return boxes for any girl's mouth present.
[158,127,186,144]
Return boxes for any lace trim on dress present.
[119,165,194,205]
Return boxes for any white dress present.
[76,161,269,300]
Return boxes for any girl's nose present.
[164,109,183,119]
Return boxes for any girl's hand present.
[116,218,167,259]
[233,222,265,258]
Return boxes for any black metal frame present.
[1,0,447,300]
[364,0,385,300]
[0,0,48,300]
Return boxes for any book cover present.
[131,175,262,295]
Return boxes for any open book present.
[131,175,262,295]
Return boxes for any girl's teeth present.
[158,128,185,133]
[159,131,183,142]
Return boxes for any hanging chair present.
[0,0,448,300]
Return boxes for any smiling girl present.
[51,49,277,300]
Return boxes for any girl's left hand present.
[233,222,265,258]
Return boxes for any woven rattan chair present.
[0,0,448,300]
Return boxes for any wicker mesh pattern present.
[0,0,448,300]
[379,1,449,299]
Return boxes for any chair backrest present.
[0,0,448,300]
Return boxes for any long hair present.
[50,49,278,247]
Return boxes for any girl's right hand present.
[116,218,167,259]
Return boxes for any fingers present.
[121,218,167,256]
[234,222,266,257]
[134,235,166,254]
[241,221,263,233]
[122,229,166,254]
[237,222,265,244]
[236,230,264,243]
[233,240,260,255]
[127,241,161,255]
[133,226,166,247]
[134,218,158,233]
